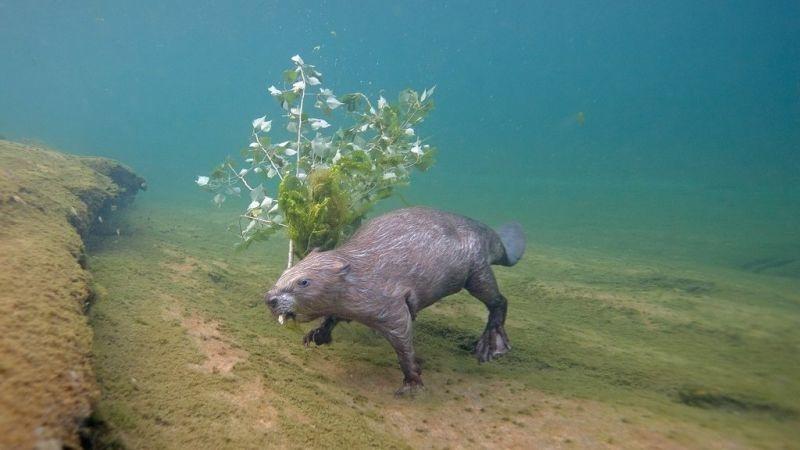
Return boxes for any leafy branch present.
[197,54,436,268]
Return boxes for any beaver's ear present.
[309,247,322,254]
[336,262,351,277]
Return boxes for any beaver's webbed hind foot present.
[475,324,511,363]
[395,373,424,397]
[466,268,512,363]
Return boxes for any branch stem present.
[295,67,306,177]
[251,130,284,181]
[227,163,255,191]
[286,64,308,269]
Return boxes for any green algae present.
[0,140,144,449]
[279,170,355,259]
[87,202,800,449]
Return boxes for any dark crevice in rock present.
[68,159,146,239]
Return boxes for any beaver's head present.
[264,250,351,325]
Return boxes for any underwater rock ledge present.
[0,140,145,449]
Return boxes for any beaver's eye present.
[297,279,310,287]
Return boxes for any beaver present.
[265,206,526,395]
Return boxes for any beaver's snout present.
[264,291,296,325]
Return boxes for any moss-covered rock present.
[0,140,144,449]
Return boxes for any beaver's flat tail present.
[495,222,526,266]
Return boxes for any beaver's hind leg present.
[466,265,511,363]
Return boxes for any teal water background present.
[1,1,798,269]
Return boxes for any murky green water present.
[2,1,798,270]
[2,2,799,447]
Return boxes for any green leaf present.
[283,69,299,83]
[340,93,362,112]
[417,147,437,171]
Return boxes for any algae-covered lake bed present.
[85,195,800,449]
[3,2,799,449]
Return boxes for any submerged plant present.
[197,54,436,267]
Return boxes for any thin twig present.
[240,215,288,227]
[251,130,284,181]
[227,162,254,191]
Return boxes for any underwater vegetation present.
[0,141,145,449]
[79,51,796,448]
[197,55,436,265]
[84,203,800,449]
[1,0,797,448]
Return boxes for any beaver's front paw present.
[303,327,333,346]
[474,325,511,363]
[394,374,424,397]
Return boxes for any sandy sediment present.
[0,140,145,449]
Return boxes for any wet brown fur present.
[265,207,525,395]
